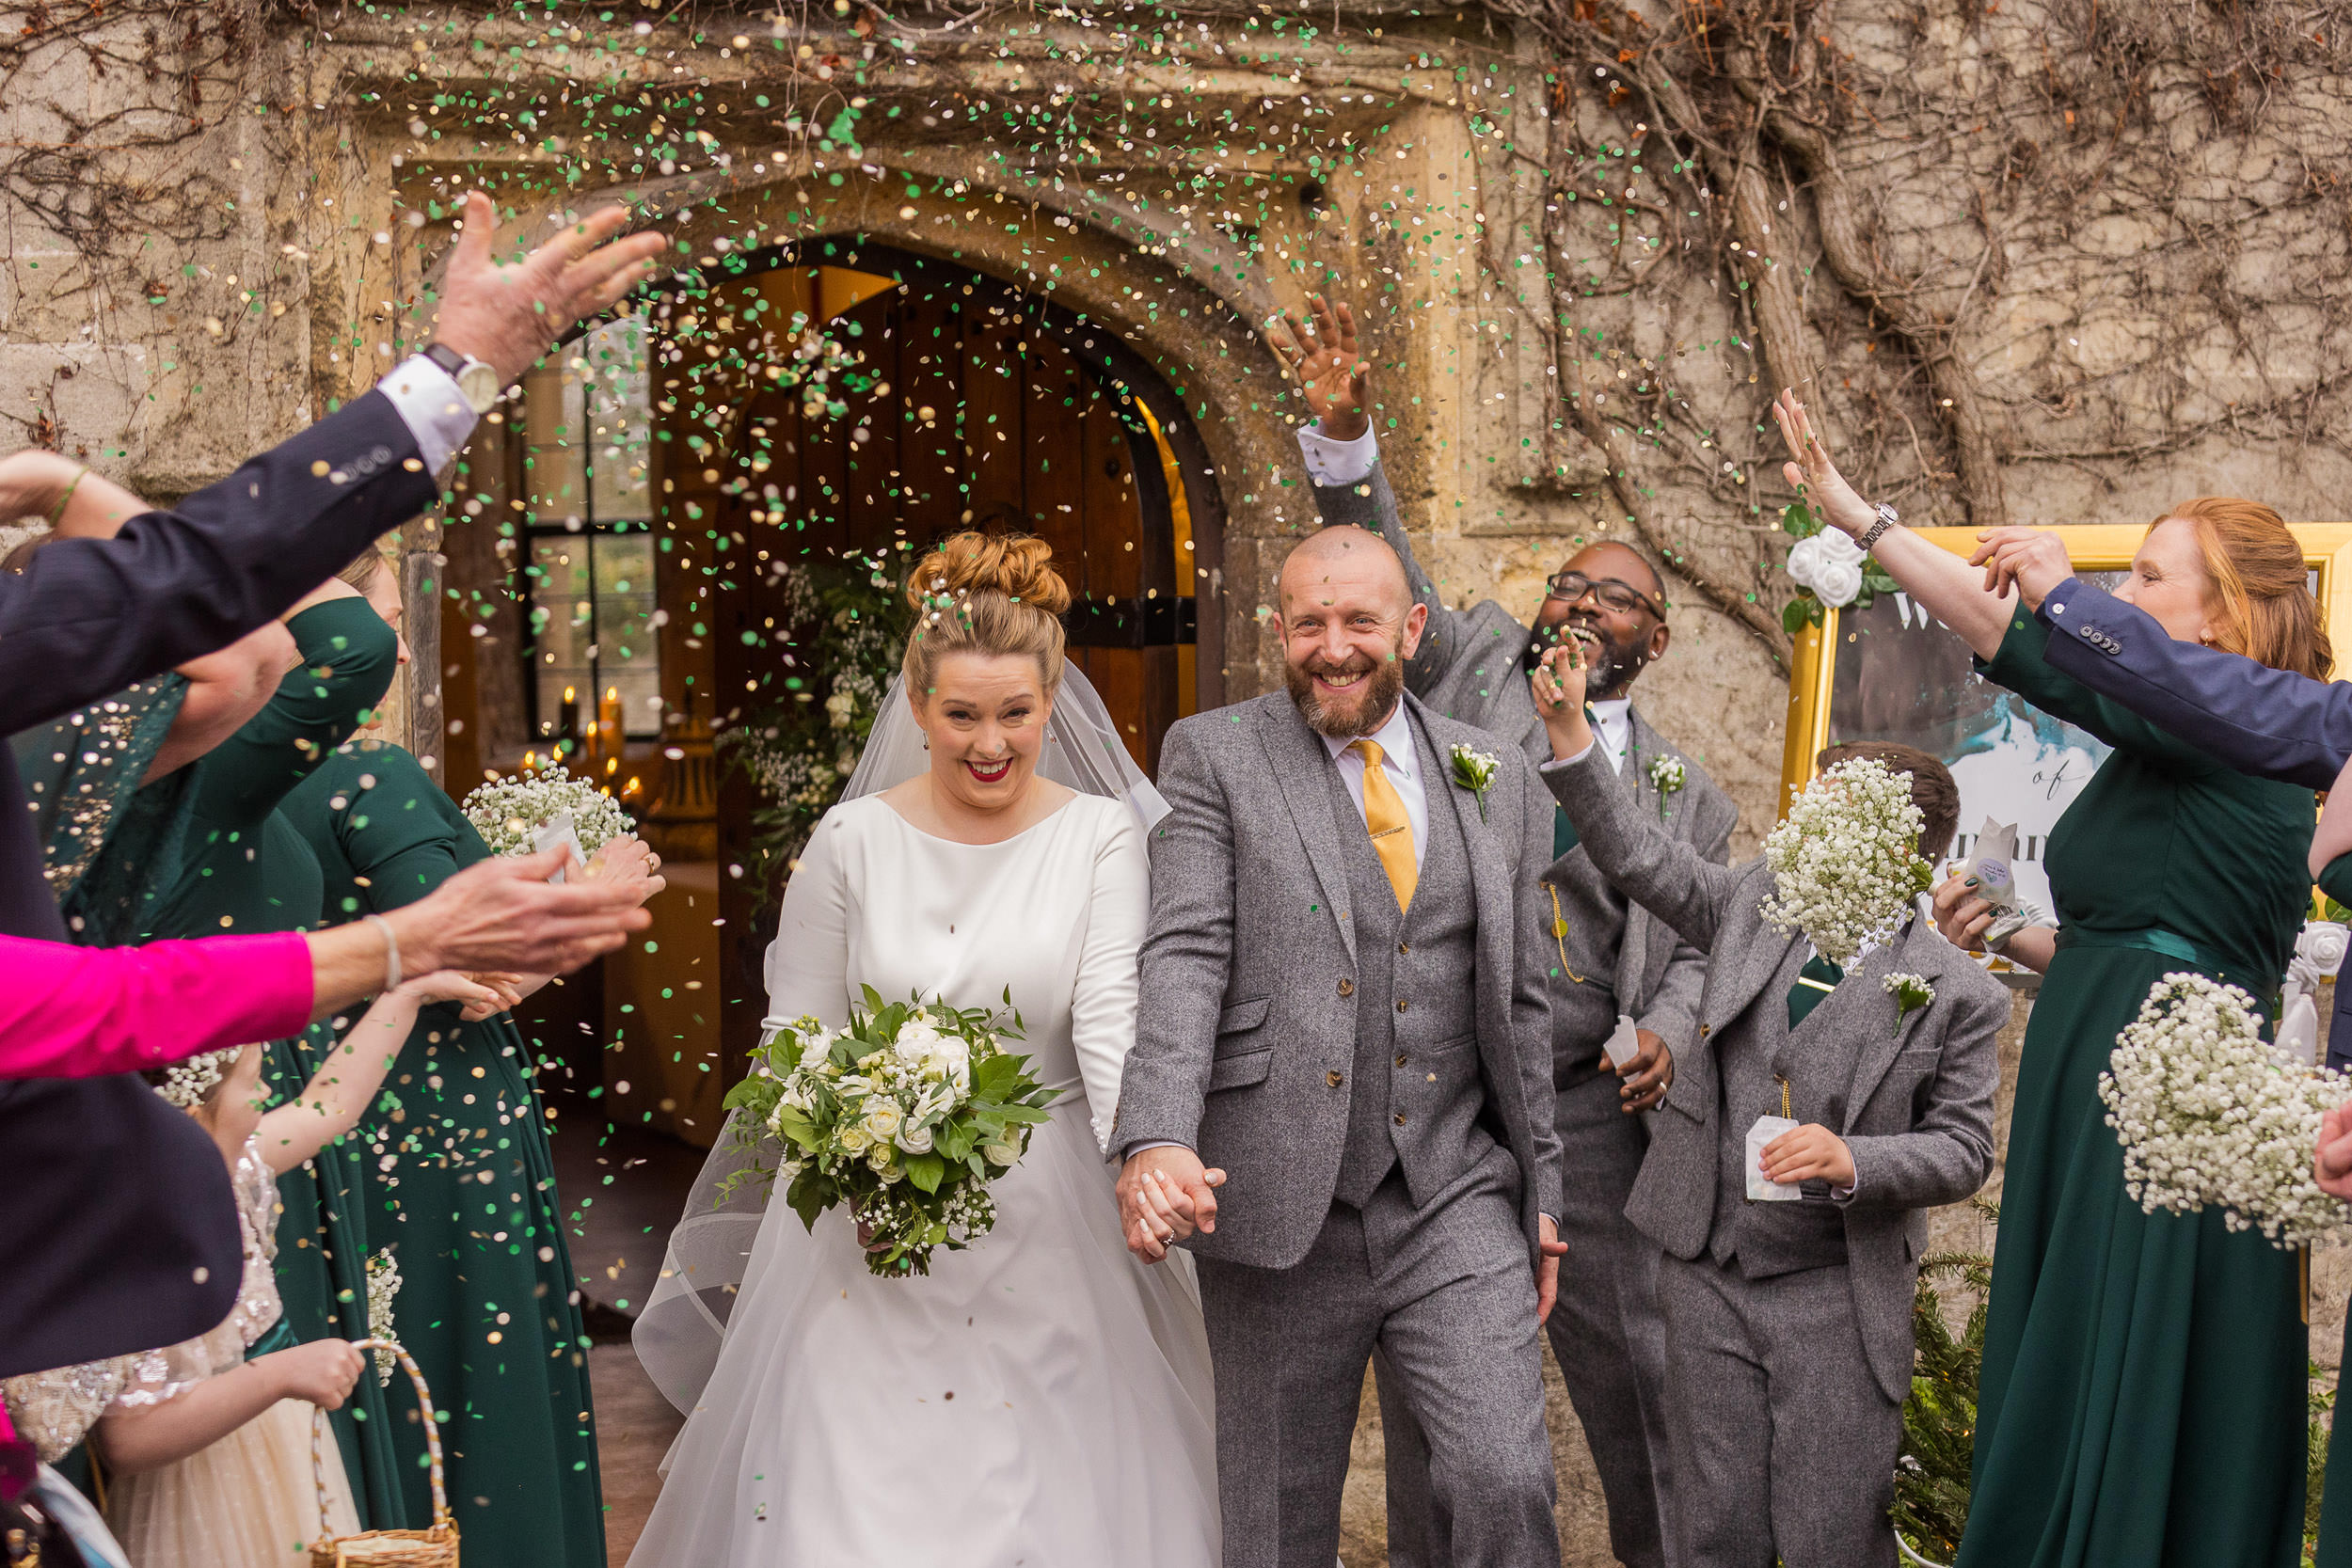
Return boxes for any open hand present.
[1266,293,1370,441]
[1771,388,1877,538]
[397,847,657,975]
[586,833,664,907]
[430,191,670,385]
[1116,1146,1228,1262]
[1616,1028,1674,1113]
[1759,1123,1855,1188]
[1969,527,2071,610]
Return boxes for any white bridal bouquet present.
[460,772,631,859]
[722,988,1056,1277]
[2099,972,2352,1248]
[1757,755,1933,966]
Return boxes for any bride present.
[627,532,1219,1565]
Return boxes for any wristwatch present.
[1856,500,1899,554]
[421,341,503,414]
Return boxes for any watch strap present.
[421,341,470,377]
[1856,502,1899,554]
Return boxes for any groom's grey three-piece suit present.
[1117,689,1566,1568]
[1311,447,1735,1568]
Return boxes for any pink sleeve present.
[0,932,314,1080]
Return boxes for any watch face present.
[456,360,502,413]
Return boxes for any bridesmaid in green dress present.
[1777,391,2318,1565]
[134,562,412,1533]
[278,551,630,1568]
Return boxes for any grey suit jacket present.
[1311,453,1732,1064]
[1544,746,2008,1402]
[1119,691,1565,1272]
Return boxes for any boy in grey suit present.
[1273,294,1730,1568]
[1531,644,2007,1568]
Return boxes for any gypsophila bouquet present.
[364,1248,402,1386]
[1757,756,1932,966]
[721,987,1056,1277]
[2099,973,2352,1249]
[460,772,631,858]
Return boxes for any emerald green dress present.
[281,739,606,1568]
[1955,612,2311,1567]
[134,597,412,1533]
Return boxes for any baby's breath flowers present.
[723,990,1056,1277]
[460,772,630,859]
[1883,973,1935,1036]
[1758,756,1931,966]
[2099,973,2352,1248]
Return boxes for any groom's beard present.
[1286,647,1406,738]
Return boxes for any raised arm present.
[256,969,501,1173]
[148,625,294,782]
[0,930,313,1079]
[189,594,396,827]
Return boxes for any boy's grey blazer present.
[1546,747,2008,1403]
[1115,690,1565,1271]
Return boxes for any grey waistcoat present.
[1326,725,1487,1211]
[1708,941,1850,1278]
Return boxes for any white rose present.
[836,1125,872,1155]
[1813,527,1866,567]
[894,1021,946,1066]
[897,1122,935,1154]
[863,1101,904,1142]
[1812,559,1866,608]
[982,1139,1022,1168]
[2297,921,2348,978]
[1785,533,1825,589]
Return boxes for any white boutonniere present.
[1648,755,1685,818]
[1882,972,1934,1037]
[1449,743,1500,823]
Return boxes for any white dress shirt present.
[1320,699,1427,868]
[1588,698,1631,777]
[374,355,481,473]
[1296,420,1381,488]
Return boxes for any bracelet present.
[362,912,402,992]
[1855,501,1899,555]
[43,467,86,527]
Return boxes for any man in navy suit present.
[0,193,666,1381]
[1963,526,2349,1065]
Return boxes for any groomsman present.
[1273,298,1733,1568]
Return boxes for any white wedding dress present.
[626,791,1220,1567]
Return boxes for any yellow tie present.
[1349,738,1419,912]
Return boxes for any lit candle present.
[559,686,579,739]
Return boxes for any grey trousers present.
[1194,1168,1559,1568]
[1385,1072,1676,1568]
[1655,1252,1901,1568]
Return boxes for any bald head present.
[1279,526,1414,619]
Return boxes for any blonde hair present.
[2154,498,2331,680]
[900,531,1073,696]
[337,548,389,593]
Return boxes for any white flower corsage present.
[1648,755,1685,817]
[1882,972,1934,1036]
[1449,743,1500,823]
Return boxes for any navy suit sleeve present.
[0,391,434,736]
[2034,578,2352,790]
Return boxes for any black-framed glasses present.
[1544,571,1668,621]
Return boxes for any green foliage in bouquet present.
[720,986,1057,1278]
[720,547,910,911]
[1893,1199,1995,1565]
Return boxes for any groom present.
[1115,525,1566,1567]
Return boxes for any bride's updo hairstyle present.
[901,531,1073,696]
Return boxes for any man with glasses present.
[1270,296,1734,1568]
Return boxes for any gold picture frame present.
[1777,523,2352,813]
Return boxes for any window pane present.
[582,317,654,525]
[529,536,596,737]
[593,533,661,736]
[524,366,587,525]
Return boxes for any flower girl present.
[90,969,496,1568]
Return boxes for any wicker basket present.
[308,1338,459,1568]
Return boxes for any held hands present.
[1968,527,2071,610]
[1116,1146,1229,1262]
[430,191,670,386]
[1528,644,1595,762]
[2317,1101,2352,1201]
[1759,1123,1856,1189]
[1770,388,1877,539]
[1265,293,1370,442]
[261,1338,367,1411]
[396,969,506,1011]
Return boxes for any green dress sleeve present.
[1977,610,2222,769]
[319,745,486,919]
[2316,852,2352,911]
[192,599,398,829]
